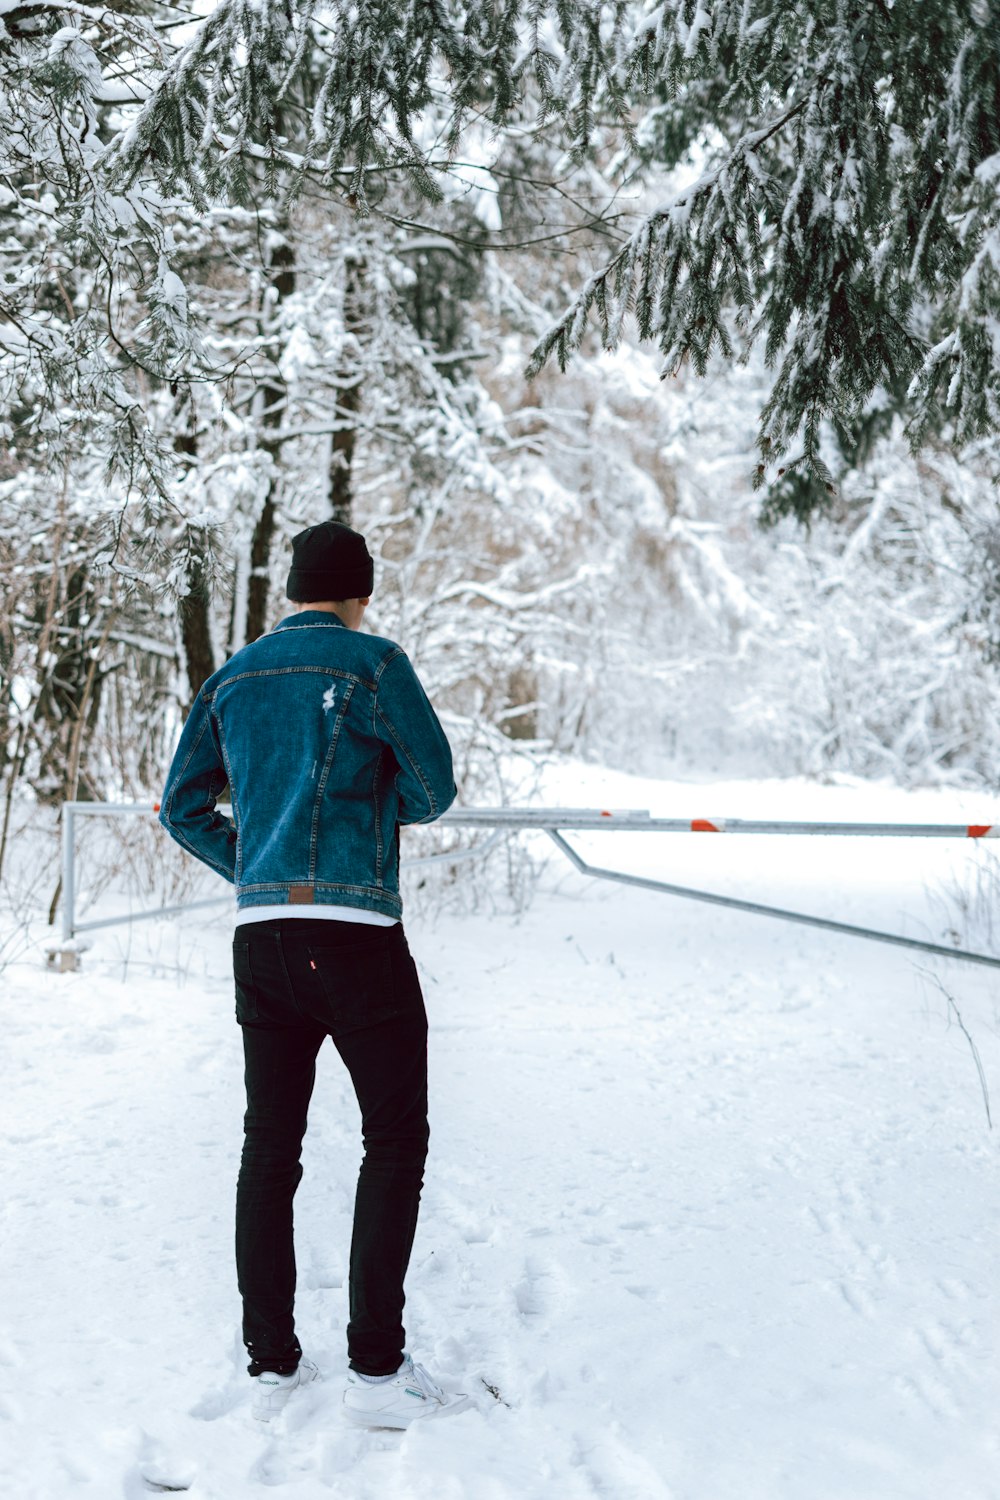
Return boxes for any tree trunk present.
[173,396,217,706]
[245,227,295,645]
[179,543,215,708]
[34,562,93,802]
[328,249,367,527]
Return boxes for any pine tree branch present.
[525,95,809,381]
[373,203,627,255]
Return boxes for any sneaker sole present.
[342,1393,472,1429]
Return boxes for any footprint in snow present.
[935,1275,973,1303]
[188,1380,245,1421]
[251,1441,290,1488]
[304,1266,343,1290]
[513,1255,572,1319]
[125,1444,196,1496]
[133,1476,194,1497]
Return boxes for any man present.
[159,519,470,1429]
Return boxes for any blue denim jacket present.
[159,610,456,919]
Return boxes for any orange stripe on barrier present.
[600,810,612,817]
[691,819,722,833]
[153,802,161,813]
[967,824,992,838]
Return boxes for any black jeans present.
[232,918,429,1377]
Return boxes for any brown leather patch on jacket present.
[288,885,315,905]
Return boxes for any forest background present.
[2,0,1000,920]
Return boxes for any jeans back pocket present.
[306,937,402,1036]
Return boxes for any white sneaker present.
[251,1356,321,1421]
[343,1354,472,1429]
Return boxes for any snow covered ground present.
[2,763,999,1500]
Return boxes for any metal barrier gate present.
[53,800,1000,972]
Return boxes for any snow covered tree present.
[8,0,1000,850]
[0,1,222,502]
[526,0,1000,517]
[95,0,1000,519]
[18,0,995,523]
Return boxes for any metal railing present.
[58,801,513,944]
[56,800,1000,970]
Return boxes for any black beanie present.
[285,520,374,602]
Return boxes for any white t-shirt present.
[235,904,398,928]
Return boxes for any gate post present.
[45,804,81,972]
[62,802,75,946]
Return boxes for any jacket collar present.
[273,610,348,632]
